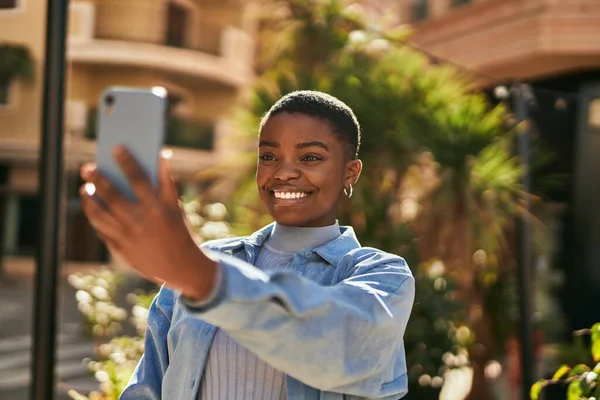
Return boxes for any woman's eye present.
[302,155,322,162]
[259,154,276,161]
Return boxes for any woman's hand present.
[80,145,217,301]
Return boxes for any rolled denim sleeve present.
[182,248,415,398]
[120,285,174,400]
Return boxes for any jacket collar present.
[217,222,361,267]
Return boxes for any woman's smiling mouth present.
[270,189,312,205]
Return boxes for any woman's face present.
[257,112,362,227]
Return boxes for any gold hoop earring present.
[344,184,353,198]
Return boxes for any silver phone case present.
[96,86,167,201]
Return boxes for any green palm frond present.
[421,135,524,260]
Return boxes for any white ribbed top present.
[198,222,341,400]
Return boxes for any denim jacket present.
[120,224,415,400]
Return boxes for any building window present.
[2,175,109,262]
[166,93,214,150]
[0,82,10,105]
[3,194,40,257]
[453,0,471,7]
[411,0,428,22]
[64,171,109,263]
[166,1,189,48]
[166,117,215,151]
[0,0,17,10]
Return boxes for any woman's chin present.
[271,212,336,228]
[272,215,306,227]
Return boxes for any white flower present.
[96,313,110,326]
[433,277,447,291]
[95,278,109,289]
[75,290,92,303]
[132,305,149,319]
[67,274,83,289]
[112,307,127,321]
[443,352,456,366]
[485,360,503,379]
[365,38,390,55]
[472,249,487,266]
[187,213,204,228]
[200,221,231,239]
[456,352,469,366]
[348,30,368,45]
[95,301,109,314]
[431,376,444,388]
[400,198,419,222]
[77,302,93,316]
[204,203,227,221]
[110,351,126,365]
[586,371,598,384]
[428,260,445,279]
[92,325,104,337]
[418,374,432,387]
[183,201,199,214]
[91,286,109,301]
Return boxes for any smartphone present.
[96,86,167,201]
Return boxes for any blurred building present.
[0,0,256,274]
[397,0,600,330]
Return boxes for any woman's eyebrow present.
[259,140,279,148]
[297,141,330,152]
[259,140,330,152]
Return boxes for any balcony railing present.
[68,0,255,87]
[86,108,215,151]
[94,18,224,57]
[70,1,230,57]
[409,0,600,82]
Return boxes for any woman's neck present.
[266,221,341,254]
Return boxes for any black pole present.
[31,0,69,399]
[512,83,535,399]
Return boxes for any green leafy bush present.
[68,268,128,339]
[531,323,600,400]
[68,201,234,399]
[67,278,154,400]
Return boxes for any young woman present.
[81,90,415,400]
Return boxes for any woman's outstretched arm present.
[183,248,415,399]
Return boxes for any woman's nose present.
[273,162,301,181]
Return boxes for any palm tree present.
[413,117,525,400]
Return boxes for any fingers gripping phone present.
[96,86,167,201]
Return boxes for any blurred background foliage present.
[531,323,600,400]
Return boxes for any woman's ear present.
[345,159,363,186]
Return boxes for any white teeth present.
[273,191,308,199]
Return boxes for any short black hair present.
[259,90,361,159]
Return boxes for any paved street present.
[0,276,97,400]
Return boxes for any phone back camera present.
[104,94,116,107]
